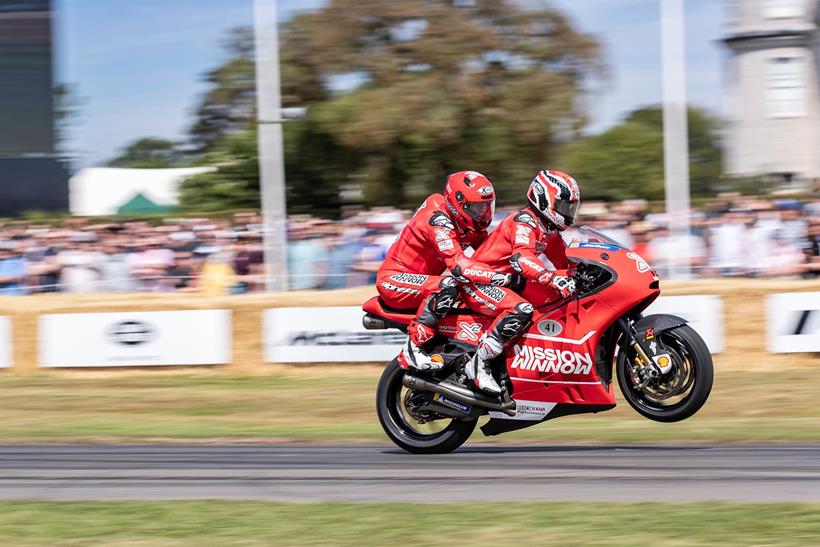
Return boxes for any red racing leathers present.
[463,208,573,365]
[377,194,506,346]
[473,208,571,285]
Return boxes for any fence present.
[0,279,817,374]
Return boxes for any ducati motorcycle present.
[363,226,713,454]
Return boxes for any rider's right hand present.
[537,271,577,299]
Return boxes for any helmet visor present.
[556,199,580,227]
[463,201,495,229]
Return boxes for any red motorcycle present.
[363,226,713,453]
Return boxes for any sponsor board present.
[489,400,557,421]
[264,307,407,363]
[644,295,724,354]
[766,292,820,353]
[0,317,11,368]
[39,310,231,367]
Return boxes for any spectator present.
[58,237,105,293]
[0,243,28,295]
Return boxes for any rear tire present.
[376,359,477,454]
[617,324,713,423]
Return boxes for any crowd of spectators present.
[0,195,817,295]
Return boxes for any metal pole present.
[661,0,692,279]
[254,0,288,291]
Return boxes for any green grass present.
[0,501,818,545]
[0,365,818,444]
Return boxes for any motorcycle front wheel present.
[616,324,713,423]
[376,359,477,454]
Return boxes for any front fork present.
[617,317,671,389]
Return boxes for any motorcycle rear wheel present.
[616,324,713,423]
[376,359,477,454]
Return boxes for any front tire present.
[376,359,477,454]
[617,324,713,423]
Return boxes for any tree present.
[181,1,601,214]
[188,27,257,153]
[280,0,602,208]
[106,138,189,169]
[559,106,723,201]
[178,128,260,212]
[53,83,84,157]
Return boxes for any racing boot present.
[465,334,503,395]
[399,337,444,371]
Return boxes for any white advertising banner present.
[265,296,724,364]
[39,310,231,367]
[0,317,12,368]
[645,295,724,353]
[264,307,407,363]
[766,292,820,353]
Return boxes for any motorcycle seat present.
[363,295,472,326]
[363,296,416,324]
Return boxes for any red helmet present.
[443,171,496,233]
[527,170,581,231]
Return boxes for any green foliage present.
[282,0,602,208]
[188,27,257,153]
[53,82,84,157]
[149,1,603,214]
[178,129,260,212]
[106,138,189,169]
[560,106,723,201]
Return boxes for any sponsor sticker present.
[478,285,506,303]
[645,327,655,340]
[438,239,454,251]
[457,322,482,342]
[514,211,537,228]
[537,320,563,336]
[489,399,557,421]
[569,242,621,251]
[389,273,428,286]
[434,393,472,414]
[626,251,651,273]
[510,344,594,375]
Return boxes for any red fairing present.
[378,193,497,284]
[504,243,660,406]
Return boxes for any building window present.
[766,57,806,118]
[762,0,804,18]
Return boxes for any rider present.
[377,171,510,392]
[466,170,581,391]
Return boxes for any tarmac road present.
[0,444,818,502]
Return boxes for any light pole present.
[661,0,692,279]
[254,0,288,292]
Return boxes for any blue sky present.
[56,0,725,166]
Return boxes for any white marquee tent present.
[69,167,216,216]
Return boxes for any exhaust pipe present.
[403,374,517,417]
[362,314,387,330]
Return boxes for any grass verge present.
[0,501,818,546]
[0,363,819,444]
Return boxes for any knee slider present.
[492,303,534,341]
[515,302,534,322]
[419,283,458,326]
[439,276,458,289]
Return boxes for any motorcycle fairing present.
[502,295,618,407]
